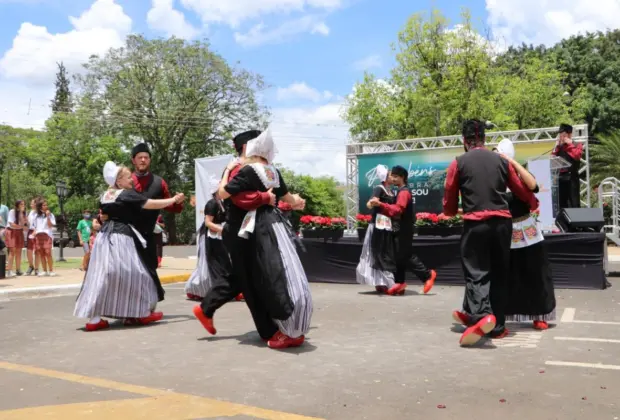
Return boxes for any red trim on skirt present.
[5,228,25,249]
[35,233,53,251]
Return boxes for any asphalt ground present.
[1,281,620,420]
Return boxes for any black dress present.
[504,186,556,322]
[224,163,313,338]
[355,184,397,286]
[185,199,233,300]
[74,189,161,319]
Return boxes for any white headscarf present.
[103,161,121,187]
[376,164,389,182]
[496,138,515,160]
[245,128,277,164]
[207,174,220,195]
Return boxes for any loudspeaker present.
[555,208,604,233]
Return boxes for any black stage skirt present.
[505,242,556,321]
[185,225,233,298]
[369,226,397,272]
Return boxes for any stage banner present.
[527,158,554,230]
[357,142,556,214]
[194,155,234,231]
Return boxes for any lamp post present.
[55,180,68,262]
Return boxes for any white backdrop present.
[194,155,234,231]
[527,158,554,231]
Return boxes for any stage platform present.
[299,233,608,290]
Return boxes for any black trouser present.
[394,233,431,284]
[559,175,580,209]
[140,230,165,301]
[460,217,511,333]
[203,226,278,340]
[200,228,241,318]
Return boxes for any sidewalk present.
[0,257,195,301]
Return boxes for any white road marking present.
[560,308,576,323]
[555,337,620,344]
[572,320,620,326]
[491,329,543,348]
[545,361,620,371]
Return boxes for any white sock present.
[88,316,102,325]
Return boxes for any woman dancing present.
[185,179,240,303]
[356,164,397,293]
[74,161,185,331]
[494,139,556,330]
[196,128,311,349]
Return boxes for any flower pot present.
[357,228,367,242]
[301,228,317,238]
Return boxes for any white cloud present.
[271,102,349,180]
[147,0,200,39]
[180,0,341,28]
[234,15,329,47]
[353,54,382,71]
[486,0,620,46]
[277,82,333,102]
[0,0,131,85]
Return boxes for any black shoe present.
[16,271,24,276]
[26,266,34,275]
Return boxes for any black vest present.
[456,148,510,214]
[135,173,164,235]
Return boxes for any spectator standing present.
[31,199,57,277]
[77,210,93,271]
[6,200,28,277]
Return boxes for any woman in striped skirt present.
[494,139,556,331]
[74,161,186,331]
[185,180,241,302]
[202,128,311,350]
[356,164,397,293]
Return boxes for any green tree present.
[51,62,72,113]
[74,35,268,242]
[590,133,620,186]
[494,56,569,129]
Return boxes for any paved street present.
[59,245,196,259]
[2,281,620,419]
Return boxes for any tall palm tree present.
[590,133,620,187]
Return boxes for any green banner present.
[357,142,555,214]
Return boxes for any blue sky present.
[0,0,617,179]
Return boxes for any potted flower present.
[299,215,317,238]
[435,213,463,236]
[355,214,372,241]
[415,212,438,236]
[328,217,347,242]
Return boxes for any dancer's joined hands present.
[173,193,186,204]
[368,197,381,208]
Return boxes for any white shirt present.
[7,209,26,230]
[31,212,56,238]
[28,210,36,229]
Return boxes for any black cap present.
[233,130,261,155]
[131,143,151,158]
[558,123,573,134]
[391,165,408,182]
[462,119,486,142]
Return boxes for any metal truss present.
[345,124,590,230]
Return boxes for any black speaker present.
[555,208,604,233]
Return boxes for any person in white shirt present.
[6,200,29,277]
[31,199,57,277]
[25,198,40,276]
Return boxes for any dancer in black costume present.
[356,164,397,293]
[494,139,556,330]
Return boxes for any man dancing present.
[553,123,583,209]
[193,130,276,334]
[444,119,539,347]
[131,143,184,303]
[369,165,437,296]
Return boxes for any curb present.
[0,273,191,301]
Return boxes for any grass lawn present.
[10,258,83,271]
